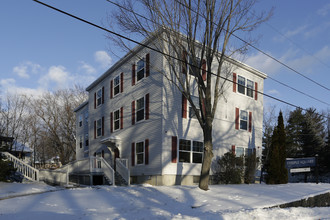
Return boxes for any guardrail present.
[1,152,39,182]
[116,158,130,185]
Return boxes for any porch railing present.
[1,152,39,182]
[116,158,130,185]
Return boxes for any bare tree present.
[31,86,88,164]
[108,0,272,190]
[0,93,31,151]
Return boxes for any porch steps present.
[115,171,128,186]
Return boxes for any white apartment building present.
[75,33,267,186]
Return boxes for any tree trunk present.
[199,124,214,190]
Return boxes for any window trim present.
[178,139,203,164]
[113,74,121,97]
[136,96,145,122]
[96,118,102,138]
[136,58,145,83]
[240,110,248,131]
[135,141,145,165]
[113,109,120,131]
[96,88,103,107]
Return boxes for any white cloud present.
[267,89,280,96]
[94,51,112,69]
[245,52,282,75]
[12,61,41,79]
[317,3,330,16]
[39,65,73,90]
[78,61,96,74]
[0,78,45,98]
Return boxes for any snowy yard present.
[0,182,329,219]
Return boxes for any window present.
[96,88,102,106]
[79,136,82,148]
[137,58,145,82]
[247,80,253,98]
[113,109,120,131]
[85,133,89,146]
[136,97,145,122]
[79,114,83,127]
[188,57,201,76]
[236,147,244,157]
[136,141,144,165]
[96,119,102,137]
[238,76,245,94]
[179,139,191,163]
[113,75,120,96]
[192,141,203,163]
[189,96,200,118]
[178,139,203,163]
[240,110,248,130]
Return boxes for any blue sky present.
[1,0,329,114]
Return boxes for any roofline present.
[227,57,267,79]
[86,30,162,92]
[86,28,266,91]
[74,100,89,112]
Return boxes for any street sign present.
[286,157,316,169]
[290,167,311,173]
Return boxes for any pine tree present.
[266,111,288,184]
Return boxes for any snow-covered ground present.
[0,182,329,219]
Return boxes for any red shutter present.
[146,53,150,77]
[102,87,105,104]
[132,64,136,86]
[94,121,96,139]
[110,112,113,133]
[131,101,135,125]
[120,107,123,129]
[131,142,135,166]
[202,59,206,81]
[254,82,258,101]
[94,92,96,109]
[102,116,104,136]
[182,94,187,118]
[171,136,177,163]
[249,112,252,132]
[232,145,236,155]
[145,93,149,120]
[110,80,113,99]
[233,73,237,92]
[145,139,149,165]
[120,72,124,93]
[235,107,239,130]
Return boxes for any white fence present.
[1,152,39,182]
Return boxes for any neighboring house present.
[75,33,267,186]
[10,141,33,165]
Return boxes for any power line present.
[32,0,330,121]
[104,0,329,106]
[173,0,330,92]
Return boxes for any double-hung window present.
[136,97,145,122]
[137,58,145,82]
[189,96,200,118]
[240,110,248,130]
[238,76,245,94]
[113,109,120,131]
[96,88,103,106]
[79,136,82,148]
[85,133,89,146]
[178,139,203,163]
[136,141,144,165]
[192,141,203,163]
[96,118,102,137]
[79,114,83,127]
[113,75,120,96]
[247,80,254,98]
